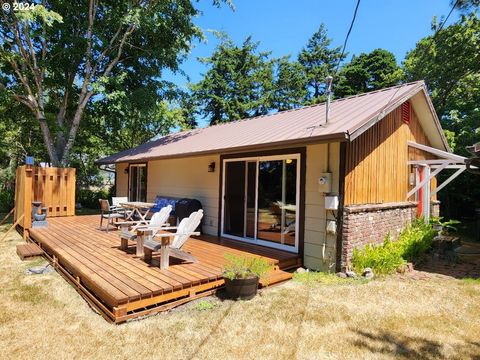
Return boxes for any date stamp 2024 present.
[2,2,36,12]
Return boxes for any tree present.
[0,0,229,166]
[334,49,403,98]
[192,36,275,125]
[454,0,480,12]
[298,24,344,103]
[272,57,307,111]
[404,14,480,218]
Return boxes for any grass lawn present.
[1,222,480,359]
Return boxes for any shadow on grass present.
[351,329,480,359]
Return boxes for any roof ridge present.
[179,80,425,132]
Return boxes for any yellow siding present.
[116,163,129,197]
[147,155,220,236]
[115,145,341,269]
[303,142,340,270]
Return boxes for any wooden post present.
[23,165,33,230]
[136,229,148,257]
[160,236,171,270]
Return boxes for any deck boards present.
[28,215,300,322]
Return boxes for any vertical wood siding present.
[344,104,436,205]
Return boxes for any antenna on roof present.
[325,76,333,124]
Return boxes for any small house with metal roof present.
[98,80,470,271]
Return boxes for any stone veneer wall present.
[340,201,420,271]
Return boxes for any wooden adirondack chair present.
[143,209,203,269]
[118,205,172,256]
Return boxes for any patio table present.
[119,201,155,224]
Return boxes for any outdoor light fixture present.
[124,167,129,175]
[208,161,216,172]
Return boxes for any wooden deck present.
[27,215,300,323]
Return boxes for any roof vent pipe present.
[325,76,333,124]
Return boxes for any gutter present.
[95,132,350,165]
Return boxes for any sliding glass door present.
[129,164,147,202]
[222,154,300,252]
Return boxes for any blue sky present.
[165,0,461,126]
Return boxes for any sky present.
[165,0,462,126]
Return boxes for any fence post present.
[23,165,33,237]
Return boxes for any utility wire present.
[374,0,461,122]
[334,0,361,75]
[416,0,460,62]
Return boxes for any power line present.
[417,0,460,61]
[334,0,361,75]
[373,0,461,123]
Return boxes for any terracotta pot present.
[224,277,259,300]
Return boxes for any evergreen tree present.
[192,36,275,125]
[335,49,403,98]
[298,24,344,103]
[273,57,307,111]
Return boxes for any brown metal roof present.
[97,81,448,164]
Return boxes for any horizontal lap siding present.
[344,105,436,206]
[147,156,220,236]
[304,143,340,270]
[116,163,129,197]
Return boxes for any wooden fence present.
[14,165,76,230]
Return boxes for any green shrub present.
[222,254,273,280]
[0,189,14,213]
[76,188,109,209]
[352,220,436,275]
[352,235,406,275]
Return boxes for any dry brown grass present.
[1,224,480,360]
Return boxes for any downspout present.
[323,76,333,263]
[335,132,350,272]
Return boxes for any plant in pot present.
[222,254,273,300]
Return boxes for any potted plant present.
[222,254,272,300]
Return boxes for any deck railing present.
[14,165,76,231]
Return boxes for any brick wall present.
[340,201,418,271]
[431,200,440,218]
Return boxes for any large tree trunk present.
[36,112,60,166]
[60,93,92,165]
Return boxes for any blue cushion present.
[151,196,177,215]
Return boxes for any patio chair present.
[142,209,203,269]
[99,199,125,232]
[118,205,173,255]
[111,196,127,211]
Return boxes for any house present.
[97,80,465,271]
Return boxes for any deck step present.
[260,269,293,287]
[16,243,43,261]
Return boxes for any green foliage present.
[335,49,403,98]
[273,57,308,111]
[462,278,480,284]
[0,0,229,165]
[430,217,461,233]
[76,189,110,210]
[298,23,344,102]
[195,300,216,311]
[352,236,406,275]
[352,220,436,275]
[404,14,480,218]
[192,35,275,124]
[222,254,272,280]
[0,189,14,213]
